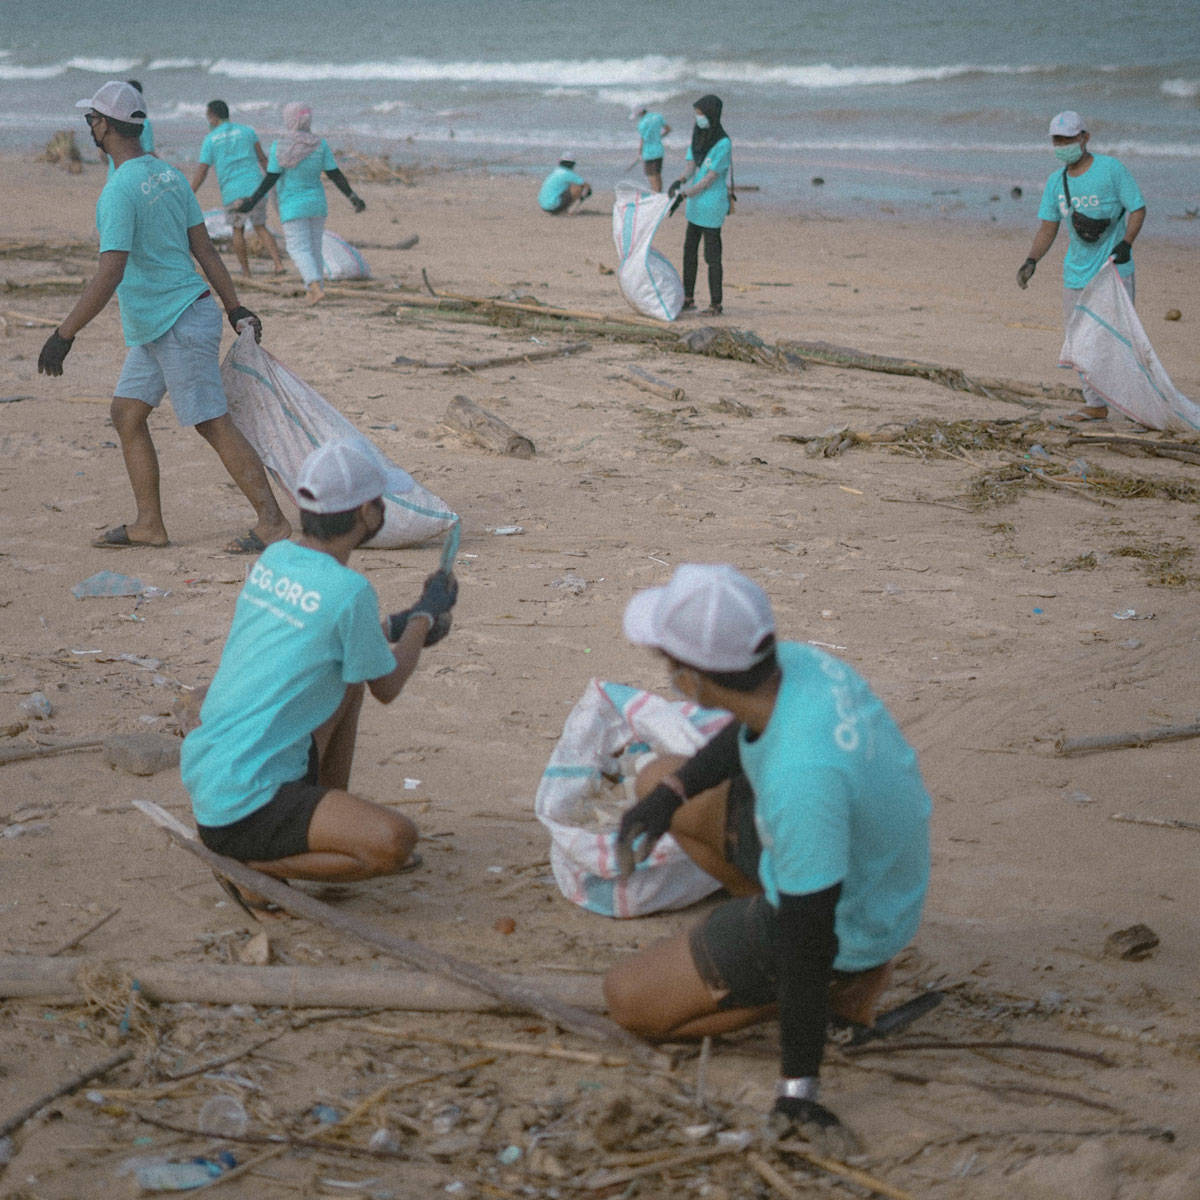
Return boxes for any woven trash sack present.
[535,678,731,917]
[202,209,370,279]
[1059,261,1200,432]
[612,182,684,321]
[221,330,458,548]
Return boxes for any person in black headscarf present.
[670,94,733,315]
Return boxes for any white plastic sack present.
[221,331,458,548]
[535,678,731,917]
[203,209,370,280]
[612,183,683,321]
[1059,263,1200,432]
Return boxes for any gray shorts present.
[114,294,228,426]
[226,197,269,229]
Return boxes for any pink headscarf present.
[276,102,322,170]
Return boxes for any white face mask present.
[694,114,710,129]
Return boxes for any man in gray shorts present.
[38,81,290,555]
[605,564,931,1154]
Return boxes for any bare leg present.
[231,224,251,278]
[313,682,365,790]
[108,396,170,545]
[193,413,291,544]
[648,169,663,193]
[604,927,776,1040]
[255,223,285,272]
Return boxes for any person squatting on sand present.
[632,103,671,194]
[180,440,459,912]
[1017,110,1146,424]
[670,94,733,317]
[537,152,592,214]
[37,81,291,555]
[604,564,931,1155]
[235,102,366,305]
[191,99,286,278]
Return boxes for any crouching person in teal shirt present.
[606,564,931,1156]
[181,440,459,912]
[538,153,592,214]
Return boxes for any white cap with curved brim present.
[624,563,775,672]
[76,81,147,124]
[295,438,414,513]
[559,151,576,164]
[1049,110,1085,138]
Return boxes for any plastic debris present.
[498,1145,522,1165]
[18,692,52,719]
[490,526,524,536]
[1113,609,1154,620]
[198,1095,248,1138]
[133,1151,236,1191]
[71,570,147,600]
[311,1103,341,1125]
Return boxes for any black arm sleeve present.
[776,884,841,1078]
[241,171,280,210]
[325,168,355,199]
[674,719,743,797]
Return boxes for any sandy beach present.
[2,145,1199,1198]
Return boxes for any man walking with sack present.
[1016,110,1146,424]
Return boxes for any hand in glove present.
[37,330,74,377]
[614,782,684,878]
[385,606,453,647]
[227,305,263,342]
[768,1097,862,1160]
[349,193,366,213]
[667,178,685,198]
[1109,239,1131,265]
[1016,257,1037,289]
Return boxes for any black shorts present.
[196,738,327,862]
[643,157,663,177]
[544,193,571,215]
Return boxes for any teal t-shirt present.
[199,121,264,205]
[537,166,584,211]
[684,137,732,228]
[181,541,396,828]
[737,641,931,971]
[638,112,667,160]
[105,118,155,179]
[267,138,338,222]
[96,157,208,346]
[1037,154,1145,289]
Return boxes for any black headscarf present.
[690,94,727,165]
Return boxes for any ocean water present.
[2,0,1198,230]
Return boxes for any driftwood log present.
[1056,719,1200,756]
[626,364,685,403]
[0,954,605,1012]
[442,394,535,458]
[395,340,589,374]
[133,802,664,1067]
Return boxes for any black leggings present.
[682,222,723,307]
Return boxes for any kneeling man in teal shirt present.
[181,440,458,912]
[606,564,931,1155]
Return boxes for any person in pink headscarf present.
[235,103,365,304]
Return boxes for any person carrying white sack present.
[1017,110,1146,424]
[235,102,366,305]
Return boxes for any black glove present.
[349,193,366,213]
[412,568,457,621]
[227,305,262,342]
[37,330,74,377]
[667,178,684,198]
[385,606,452,647]
[234,198,254,214]
[1110,239,1131,265]
[769,1097,862,1159]
[667,192,685,218]
[615,783,683,878]
[1016,257,1037,289]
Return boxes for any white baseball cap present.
[294,439,414,513]
[624,563,776,672]
[76,81,147,124]
[559,151,576,164]
[630,104,647,120]
[1049,110,1085,138]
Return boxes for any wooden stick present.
[747,1151,806,1200]
[1057,721,1200,756]
[843,1038,1116,1066]
[626,364,685,402]
[776,1142,918,1200]
[434,287,673,330]
[0,954,605,1013]
[442,394,535,458]
[0,1047,134,1137]
[1,276,86,291]
[49,907,121,957]
[132,803,667,1069]
[0,738,104,766]
[353,1024,629,1066]
[1,720,29,739]
[1028,467,1114,507]
[2,310,63,328]
[1111,812,1200,834]
[394,341,590,373]
[582,1144,741,1189]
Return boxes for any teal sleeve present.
[96,186,135,253]
[267,141,280,172]
[1036,172,1062,222]
[1116,162,1146,212]
[321,141,337,172]
[339,583,397,684]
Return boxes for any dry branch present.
[1056,720,1200,756]
[354,1024,629,1066]
[0,1048,133,1138]
[626,364,685,402]
[0,738,104,766]
[442,394,535,458]
[1110,812,1200,834]
[395,341,589,373]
